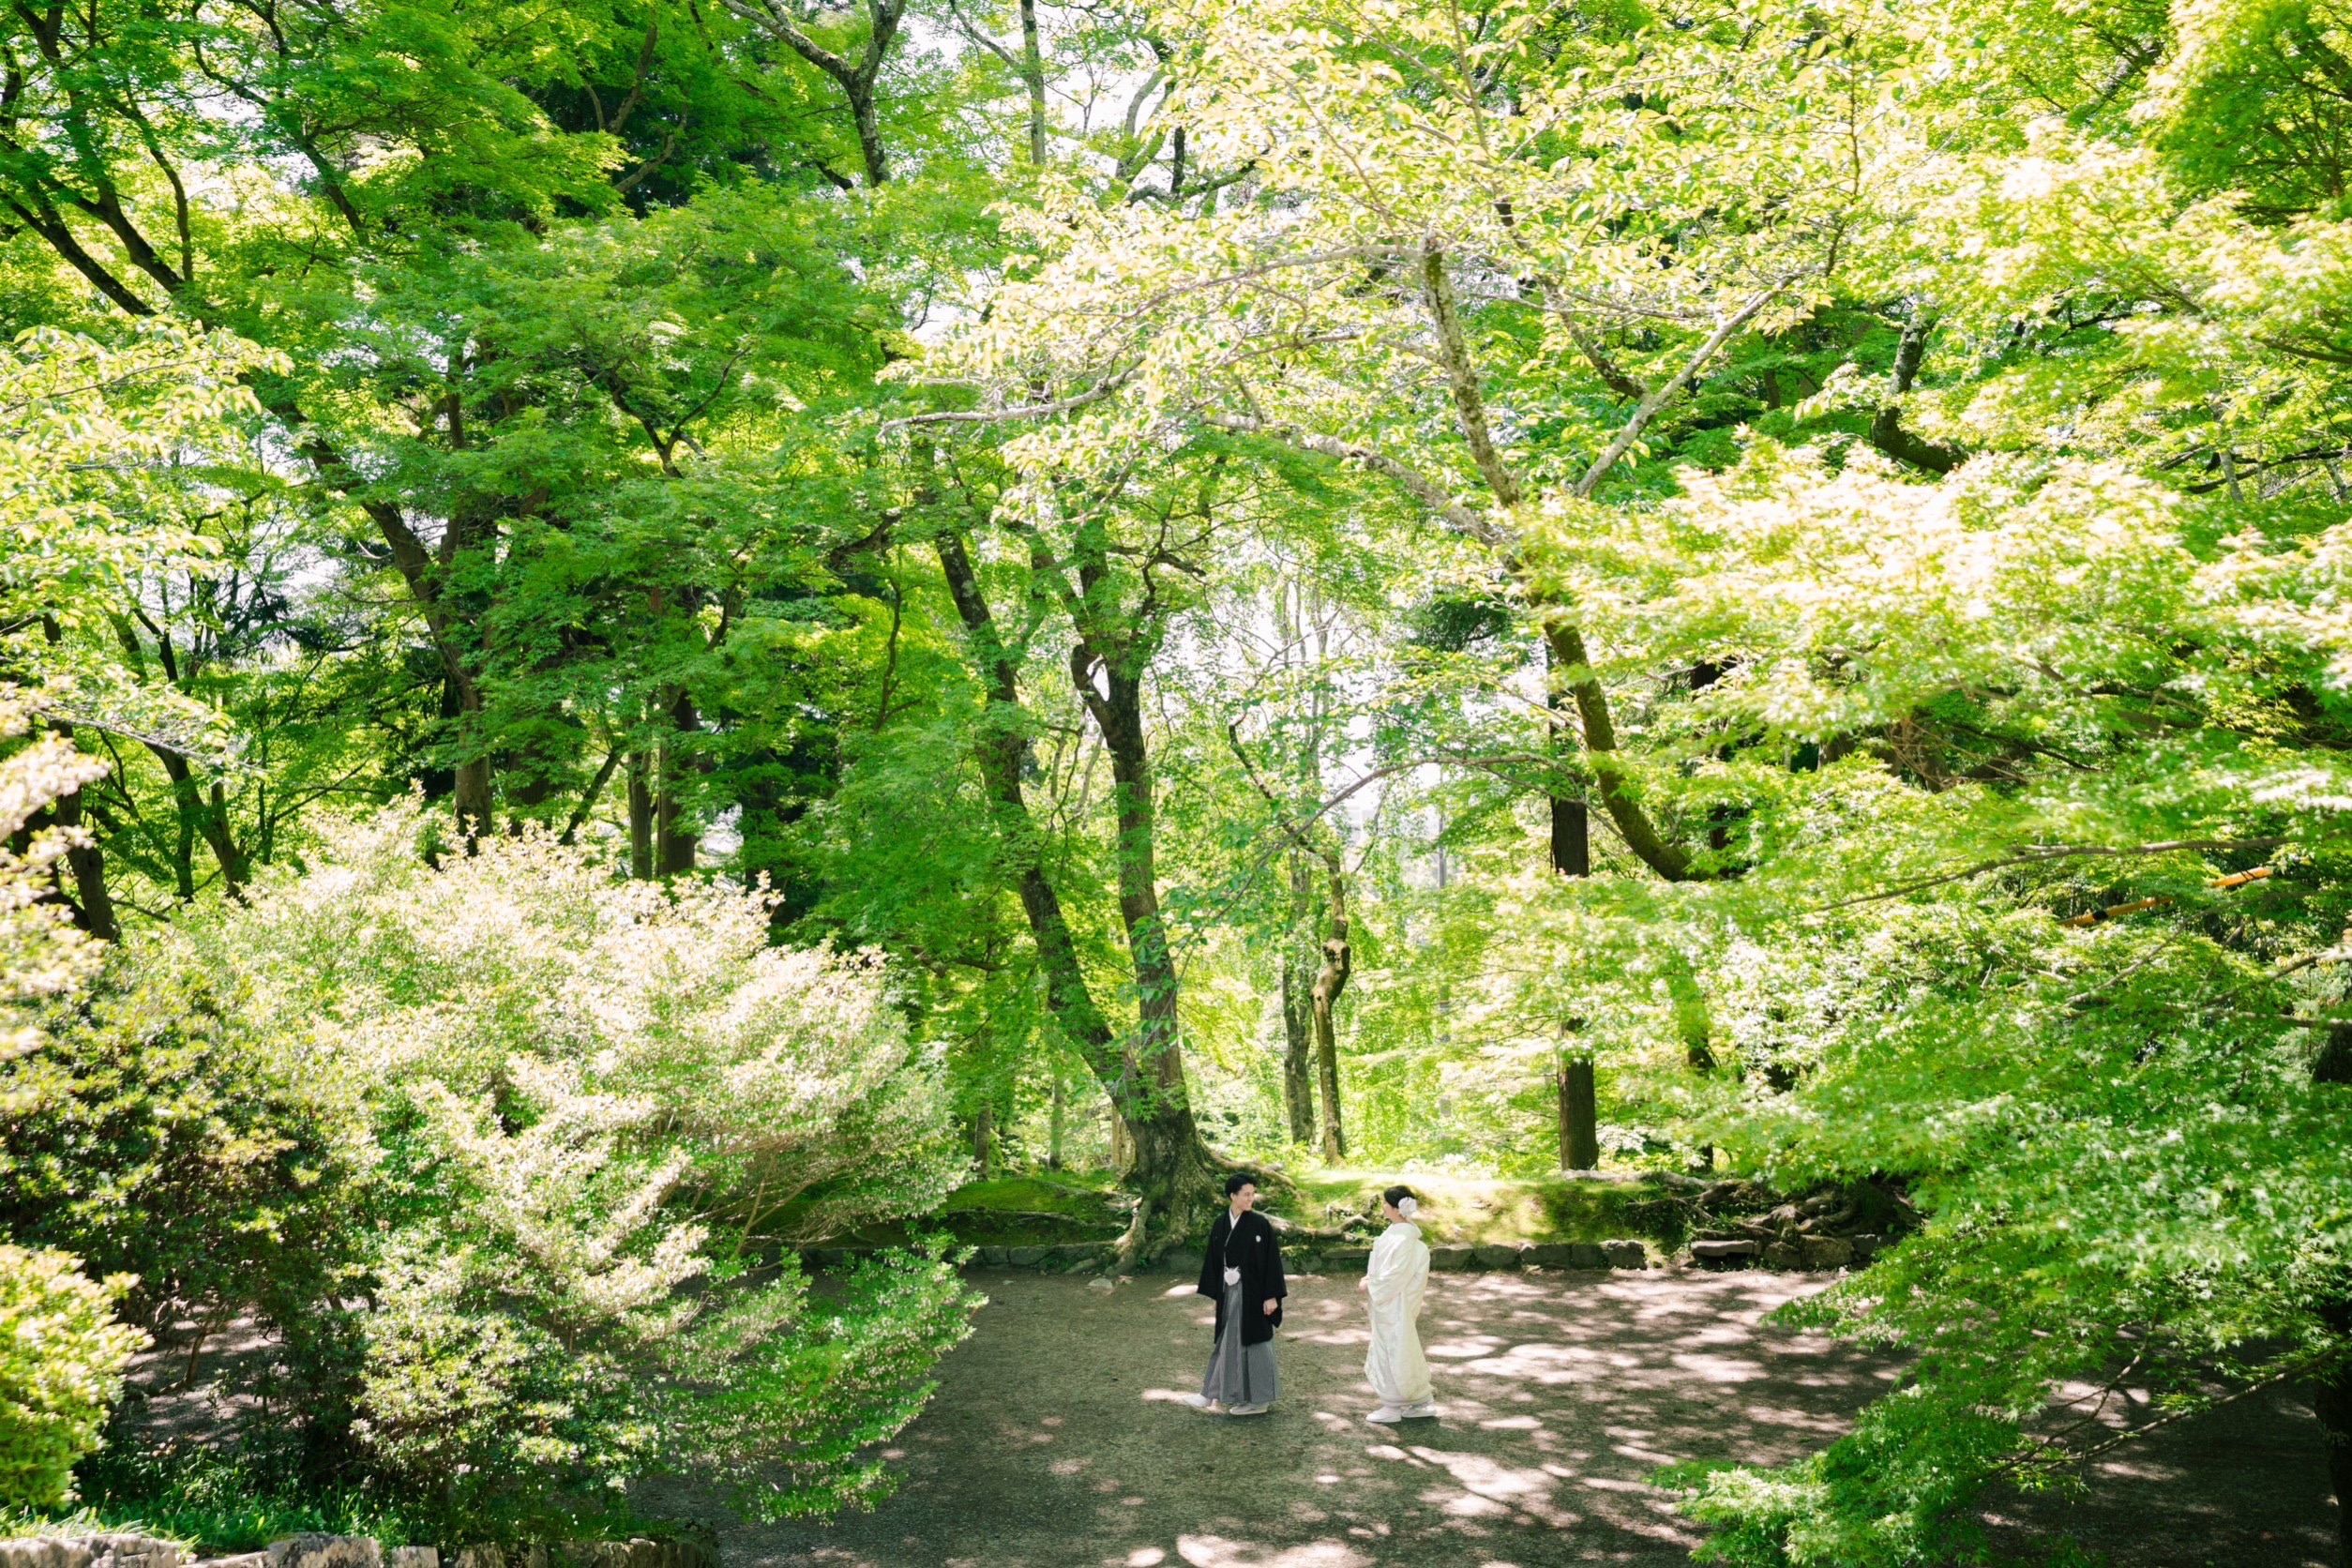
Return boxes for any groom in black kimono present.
[1183,1171,1287,1416]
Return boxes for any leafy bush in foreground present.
[5,804,977,1535]
[0,1247,145,1509]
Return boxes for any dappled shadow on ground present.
[1977,1380,2338,1568]
[688,1268,1891,1567]
[673,1269,2339,1567]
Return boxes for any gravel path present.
[697,1266,2340,1568]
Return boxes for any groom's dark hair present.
[1225,1171,1258,1197]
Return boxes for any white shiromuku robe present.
[1364,1219,1432,1406]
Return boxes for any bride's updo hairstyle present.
[1383,1184,1419,1219]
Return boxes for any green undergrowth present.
[804,1168,1696,1253]
[47,1443,694,1554]
[801,1173,1133,1249]
[1274,1170,1691,1248]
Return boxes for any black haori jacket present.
[1197,1209,1287,1345]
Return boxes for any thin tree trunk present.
[721,0,905,184]
[1413,244,1711,884]
[1551,797,1590,875]
[1560,1052,1599,1170]
[852,91,890,186]
[1544,623,1691,881]
[974,1102,995,1180]
[148,746,240,897]
[1227,720,1350,1159]
[561,747,623,845]
[1281,852,1318,1144]
[1048,1075,1065,1170]
[1867,312,1965,474]
[334,489,496,843]
[1309,846,1350,1161]
[1279,946,1317,1145]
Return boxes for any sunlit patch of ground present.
[654,1268,2338,1567]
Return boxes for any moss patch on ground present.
[811,1174,1133,1250]
[812,1169,1692,1253]
[1267,1169,1691,1248]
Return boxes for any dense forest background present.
[7,0,2352,1560]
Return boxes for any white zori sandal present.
[1365,1406,1405,1425]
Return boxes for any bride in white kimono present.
[1358,1184,1437,1423]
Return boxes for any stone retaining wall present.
[804,1228,1868,1278]
[856,1238,1665,1276]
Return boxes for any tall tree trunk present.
[1545,620,1592,879]
[1229,710,1349,1159]
[974,1101,995,1180]
[1559,1050,1599,1170]
[626,753,654,879]
[935,529,1222,1260]
[1108,1100,1133,1173]
[1069,650,1184,1101]
[1543,642,1597,1168]
[146,746,244,897]
[656,693,701,874]
[453,757,494,842]
[1551,797,1590,875]
[330,488,497,843]
[1018,0,1048,166]
[50,777,115,941]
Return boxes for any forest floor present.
[671,1266,2341,1568]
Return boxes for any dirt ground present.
[686,1266,2342,1568]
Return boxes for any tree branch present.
[1817,838,2294,912]
[882,364,1141,430]
[1199,413,1511,550]
[1574,284,1784,499]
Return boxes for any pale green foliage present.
[108,802,976,1526]
[889,0,2352,1557]
[168,800,968,1243]
[0,1245,146,1509]
[0,324,282,756]
[0,703,107,1068]
[910,0,1897,503]
[0,701,142,1513]
[1533,444,2352,857]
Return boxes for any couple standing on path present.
[1182,1172,1439,1424]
